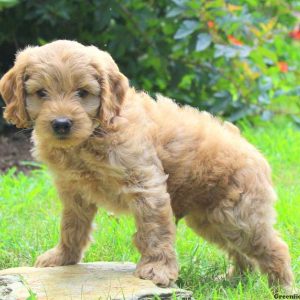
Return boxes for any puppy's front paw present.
[34,246,79,267]
[135,259,178,287]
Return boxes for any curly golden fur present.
[0,40,294,290]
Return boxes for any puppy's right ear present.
[0,49,32,128]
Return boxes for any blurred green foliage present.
[0,0,299,131]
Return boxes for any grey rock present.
[0,262,193,300]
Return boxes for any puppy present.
[0,40,294,291]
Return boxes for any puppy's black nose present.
[51,118,72,136]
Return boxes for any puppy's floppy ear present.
[88,46,129,126]
[0,49,32,128]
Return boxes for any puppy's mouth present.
[54,134,69,140]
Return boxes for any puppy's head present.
[0,40,129,148]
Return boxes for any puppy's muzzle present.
[51,117,73,138]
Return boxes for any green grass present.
[0,123,299,299]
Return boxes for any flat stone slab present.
[0,262,193,300]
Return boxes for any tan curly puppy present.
[0,40,294,291]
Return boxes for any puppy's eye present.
[77,89,89,98]
[36,89,47,98]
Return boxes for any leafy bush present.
[0,0,299,131]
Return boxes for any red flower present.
[207,21,215,28]
[289,28,300,40]
[278,61,288,73]
[227,35,243,46]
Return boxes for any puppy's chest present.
[49,148,134,212]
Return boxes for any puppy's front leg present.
[35,193,97,267]
[131,189,178,287]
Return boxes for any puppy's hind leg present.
[208,195,294,292]
[185,214,255,279]
[35,192,97,267]
[226,226,293,291]
[227,249,256,278]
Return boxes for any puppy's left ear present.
[88,46,129,126]
[0,49,32,128]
